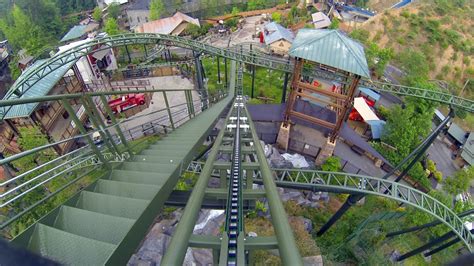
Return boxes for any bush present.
[271,12,282,23]
[321,156,342,172]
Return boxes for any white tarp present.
[281,153,310,168]
[353,97,380,122]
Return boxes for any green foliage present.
[0,5,49,54]
[231,7,240,16]
[271,12,282,23]
[104,18,119,35]
[365,42,394,77]
[107,3,120,19]
[350,29,370,43]
[176,172,198,191]
[92,6,102,22]
[247,0,265,11]
[321,156,341,172]
[184,23,211,39]
[398,49,430,85]
[149,0,164,20]
[443,166,474,196]
[328,18,339,29]
[224,18,238,28]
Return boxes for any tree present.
[271,12,282,23]
[443,166,474,196]
[0,5,48,54]
[231,7,240,16]
[149,0,164,20]
[321,156,342,172]
[92,6,102,22]
[107,3,120,19]
[365,42,394,77]
[104,18,119,35]
[398,49,430,86]
[328,18,339,29]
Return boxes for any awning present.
[92,49,110,60]
[353,97,380,121]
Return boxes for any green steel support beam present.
[61,99,110,169]
[220,169,227,189]
[80,97,118,155]
[162,91,175,130]
[205,188,266,199]
[246,106,303,265]
[99,95,131,152]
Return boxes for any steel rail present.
[2,33,473,116]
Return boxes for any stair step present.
[74,191,149,219]
[28,223,116,265]
[121,162,178,173]
[141,149,188,156]
[132,155,183,164]
[53,206,135,245]
[93,179,160,200]
[109,170,169,185]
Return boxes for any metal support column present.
[397,231,456,261]
[224,58,228,90]
[217,56,221,84]
[144,44,148,58]
[61,99,110,168]
[162,91,175,130]
[251,65,255,98]
[317,110,454,236]
[282,72,289,103]
[125,45,131,63]
[99,95,130,152]
[81,96,119,155]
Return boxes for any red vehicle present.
[108,94,146,114]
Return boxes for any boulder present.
[193,248,213,265]
[302,255,323,266]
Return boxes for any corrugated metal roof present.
[461,133,473,166]
[358,87,380,101]
[289,29,370,78]
[60,25,88,43]
[263,22,294,45]
[135,12,200,35]
[367,120,386,139]
[448,123,467,144]
[3,58,78,119]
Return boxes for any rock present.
[320,192,330,203]
[288,190,303,200]
[270,157,293,169]
[193,248,213,265]
[264,144,273,158]
[310,202,320,208]
[248,231,258,237]
[302,218,313,232]
[302,255,323,266]
[296,197,311,207]
[390,250,400,262]
[310,192,321,201]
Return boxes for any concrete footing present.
[276,123,291,151]
[315,137,336,165]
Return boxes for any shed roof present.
[263,22,295,45]
[311,12,331,29]
[448,123,467,144]
[289,29,370,78]
[60,25,89,43]
[358,87,380,101]
[2,57,78,119]
[461,133,473,166]
[367,120,386,139]
[135,12,200,35]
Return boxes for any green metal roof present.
[2,59,77,119]
[60,25,88,43]
[448,123,467,144]
[289,29,370,78]
[461,133,473,166]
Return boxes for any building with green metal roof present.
[289,29,370,78]
[460,133,473,166]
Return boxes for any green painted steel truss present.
[2,33,473,120]
[186,161,473,251]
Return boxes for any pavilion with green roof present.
[277,29,370,163]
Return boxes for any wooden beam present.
[289,110,336,130]
[296,91,343,110]
[297,81,347,100]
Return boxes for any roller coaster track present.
[2,33,473,120]
[186,161,473,251]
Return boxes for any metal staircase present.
[11,92,233,265]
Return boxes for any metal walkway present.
[11,91,233,265]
